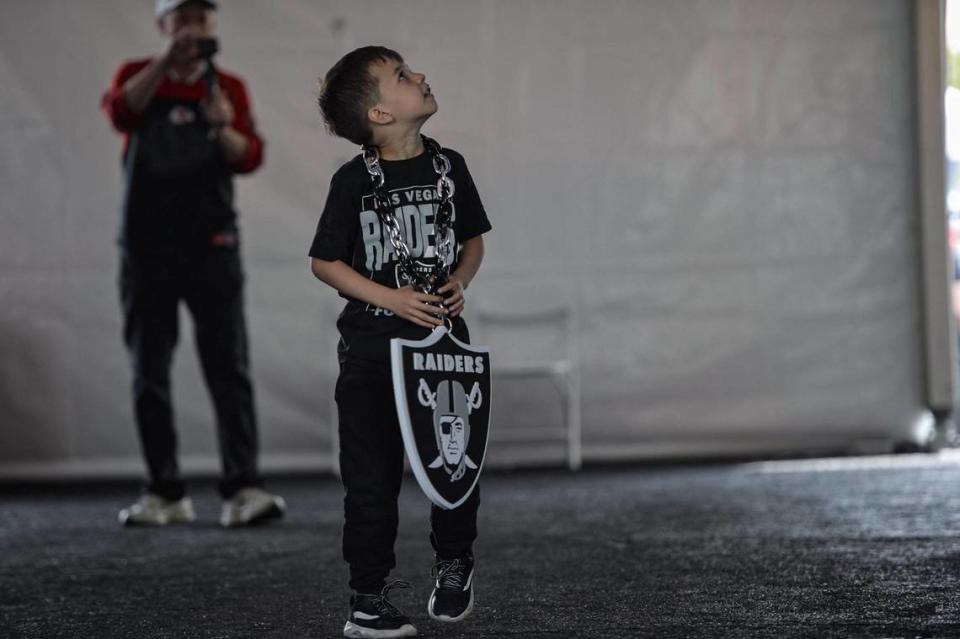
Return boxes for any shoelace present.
[372,579,411,617]
[432,558,467,590]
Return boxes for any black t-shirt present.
[309,147,491,367]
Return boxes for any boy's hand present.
[437,277,466,318]
[384,287,447,329]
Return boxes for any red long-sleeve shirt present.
[102,57,264,174]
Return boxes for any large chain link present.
[362,136,455,297]
[428,138,455,285]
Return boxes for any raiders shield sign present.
[391,326,491,510]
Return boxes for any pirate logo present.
[395,258,435,289]
[391,326,491,510]
[393,230,457,290]
[419,379,482,482]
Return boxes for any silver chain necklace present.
[362,135,455,296]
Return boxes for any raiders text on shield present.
[391,326,491,510]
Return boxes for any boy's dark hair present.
[318,46,403,146]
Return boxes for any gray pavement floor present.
[4,455,960,638]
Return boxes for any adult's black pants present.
[120,248,261,500]
[336,362,480,594]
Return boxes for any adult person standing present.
[101,0,284,527]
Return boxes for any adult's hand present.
[161,28,198,69]
[121,27,200,115]
[203,86,235,128]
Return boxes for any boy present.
[311,47,491,638]
[101,0,285,527]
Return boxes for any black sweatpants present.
[336,361,480,594]
[120,247,262,500]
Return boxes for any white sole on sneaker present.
[220,493,286,527]
[427,588,474,623]
[244,499,285,525]
[343,621,418,638]
[118,497,196,527]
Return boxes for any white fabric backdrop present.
[0,0,925,476]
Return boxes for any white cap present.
[155,0,217,17]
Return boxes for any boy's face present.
[367,58,437,129]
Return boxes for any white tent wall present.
[0,0,931,478]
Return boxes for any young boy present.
[310,47,491,638]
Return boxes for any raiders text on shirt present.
[359,186,455,272]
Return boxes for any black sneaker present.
[428,554,474,622]
[343,580,418,638]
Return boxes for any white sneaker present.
[118,493,196,526]
[220,487,286,527]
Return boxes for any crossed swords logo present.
[417,378,483,477]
